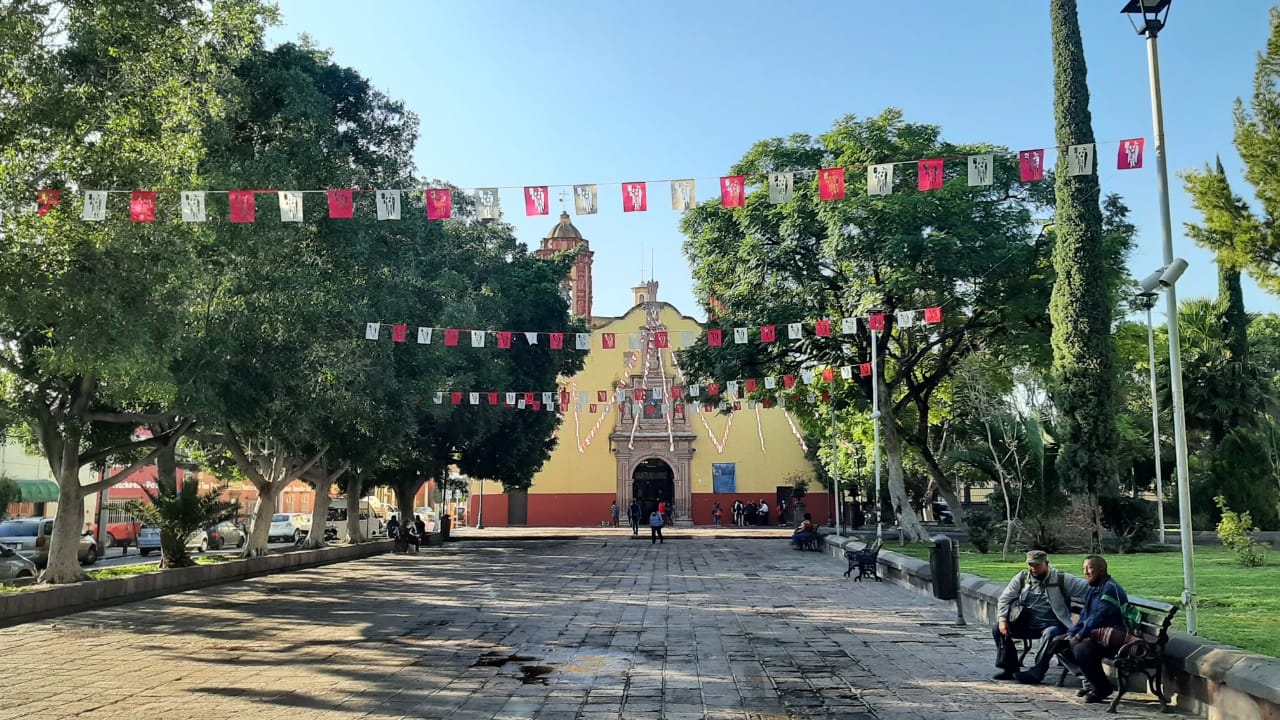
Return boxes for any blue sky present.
[268,0,1277,323]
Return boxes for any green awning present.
[14,479,59,503]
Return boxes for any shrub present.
[1215,496,1266,567]
[965,510,998,554]
[1099,496,1157,554]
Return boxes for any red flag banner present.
[720,176,746,208]
[602,333,616,349]
[822,367,834,382]
[708,383,720,397]
[589,404,598,413]
[327,189,354,219]
[760,325,776,343]
[860,363,872,377]
[524,392,535,405]
[1019,149,1045,182]
[783,374,796,388]
[486,392,497,405]
[924,306,943,324]
[229,191,255,223]
[598,390,608,402]
[918,158,944,191]
[426,189,452,219]
[560,392,570,407]
[37,189,60,216]
[654,331,668,348]
[821,393,830,402]
[868,313,885,331]
[391,324,408,343]
[671,386,682,399]
[549,332,563,349]
[707,329,723,346]
[634,388,645,401]
[444,329,459,346]
[815,319,831,337]
[525,186,549,216]
[451,392,462,405]
[129,191,156,222]
[531,401,542,412]
[819,167,846,201]
[763,398,774,408]
[1118,138,1145,170]
[498,331,512,348]
[621,182,648,212]
[745,379,757,392]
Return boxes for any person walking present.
[712,502,722,527]
[628,499,641,536]
[610,501,620,528]
[649,508,665,544]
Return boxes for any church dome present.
[546,211,583,240]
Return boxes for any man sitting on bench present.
[993,550,1088,685]
[791,512,818,550]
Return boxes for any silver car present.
[0,517,98,567]
[0,543,38,583]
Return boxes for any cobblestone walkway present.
[0,535,1176,719]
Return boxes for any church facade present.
[468,213,828,527]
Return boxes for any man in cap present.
[992,550,1088,684]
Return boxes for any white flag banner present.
[575,333,590,350]
[604,404,612,414]
[670,179,696,211]
[628,334,641,349]
[967,154,995,187]
[765,376,777,389]
[375,190,401,220]
[517,398,526,409]
[278,191,304,222]
[469,392,480,405]
[81,191,107,221]
[867,164,894,196]
[417,327,432,344]
[365,322,381,340]
[653,387,664,400]
[748,400,757,409]
[541,392,553,405]
[525,331,538,345]
[841,365,854,379]
[727,381,739,397]
[1067,143,1095,176]
[788,322,803,340]
[502,392,513,405]
[733,327,749,344]
[768,172,794,204]
[578,391,589,403]
[680,331,696,347]
[690,384,700,397]
[433,392,443,404]
[841,317,858,335]
[574,184,599,215]
[896,310,917,328]
[474,188,501,219]
[471,330,486,348]
[179,191,206,222]
[801,369,815,383]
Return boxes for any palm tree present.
[127,480,240,568]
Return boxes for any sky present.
[266,0,1278,324]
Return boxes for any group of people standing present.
[727,498,785,526]
[613,500,669,543]
[385,513,427,554]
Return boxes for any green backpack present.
[1102,594,1143,633]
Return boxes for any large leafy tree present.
[679,110,1054,542]
[1048,0,1120,544]
[0,0,270,582]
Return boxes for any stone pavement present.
[0,531,1178,720]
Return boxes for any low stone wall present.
[823,535,1280,720]
[0,539,394,628]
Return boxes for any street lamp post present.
[831,403,842,535]
[1137,291,1167,545]
[870,323,883,543]
[1122,0,1197,634]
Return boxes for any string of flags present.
[363,306,943,349]
[29,138,1145,220]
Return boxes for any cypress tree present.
[1048,0,1120,530]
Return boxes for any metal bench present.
[1057,596,1179,713]
[843,539,882,581]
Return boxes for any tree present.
[679,110,1056,542]
[126,480,239,568]
[0,0,270,583]
[1048,0,1121,547]
[0,475,19,518]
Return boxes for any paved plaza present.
[0,532,1175,719]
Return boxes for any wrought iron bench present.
[843,539,883,581]
[1057,596,1179,713]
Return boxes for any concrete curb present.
[821,533,1280,719]
[0,540,393,628]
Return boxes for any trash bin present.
[440,514,452,541]
[930,534,958,600]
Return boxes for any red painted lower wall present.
[690,493,831,526]
[465,492,834,528]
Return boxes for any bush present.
[1099,496,1157,554]
[1215,496,1266,567]
[965,510,997,554]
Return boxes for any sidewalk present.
[0,533,1176,719]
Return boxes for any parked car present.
[414,507,440,533]
[137,526,208,556]
[268,513,311,543]
[84,519,142,549]
[0,518,98,567]
[206,521,245,550]
[0,543,38,582]
[325,501,385,542]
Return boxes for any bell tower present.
[535,212,593,318]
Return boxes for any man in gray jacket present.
[992,550,1088,684]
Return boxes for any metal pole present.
[871,328,882,542]
[832,404,842,535]
[1144,301,1167,545]
[476,478,485,529]
[1147,31,1197,634]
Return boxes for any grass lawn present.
[0,553,238,590]
[889,542,1280,658]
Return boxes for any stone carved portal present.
[631,458,674,520]
[613,413,695,525]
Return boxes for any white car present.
[414,507,439,533]
[268,513,311,543]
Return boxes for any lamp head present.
[1121,0,1171,36]
[1139,268,1165,294]
[1159,257,1189,287]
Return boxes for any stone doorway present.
[631,458,674,520]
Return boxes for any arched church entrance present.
[631,458,674,520]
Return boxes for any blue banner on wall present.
[711,463,736,494]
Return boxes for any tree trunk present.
[241,482,280,557]
[396,478,426,534]
[346,477,363,542]
[915,440,965,527]
[154,445,188,565]
[43,464,90,584]
[304,481,331,549]
[879,391,929,543]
